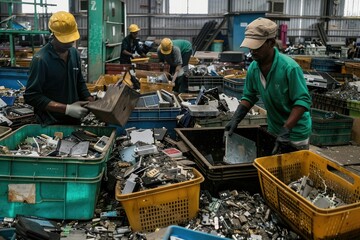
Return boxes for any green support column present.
[88,0,104,83]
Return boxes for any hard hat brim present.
[55,29,80,43]
[160,47,172,55]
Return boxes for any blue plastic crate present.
[311,58,341,73]
[163,225,230,240]
[0,67,29,89]
[111,118,178,139]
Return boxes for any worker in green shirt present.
[24,11,94,125]
[224,18,312,153]
[157,38,193,92]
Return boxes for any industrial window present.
[344,0,360,16]
[169,0,208,14]
[22,0,69,14]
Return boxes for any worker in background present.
[347,40,356,59]
[119,24,146,64]
[24,11,94,125]
[157,38,192,93]
[224,18,312,154]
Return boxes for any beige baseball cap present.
[240,18,278,49]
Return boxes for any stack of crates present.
[0,124,116,220]
[311,93,349,115]
[187,76,224,93]
[105,63,131,75]
[135,62,170,72]
[310,108,354,146]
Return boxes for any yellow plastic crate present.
[293,56,312,70]
[115,168,204,232]
[254,150,360,240]
[345,62,360,78]
[139,78,174,94]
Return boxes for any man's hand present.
[223,104,249,141]
[65,101,89,119]
[272,127,290,155]
[131,53,140,59]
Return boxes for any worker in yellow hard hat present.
[24,11,94,125]
[157,38,193,92]
[120,24,146,64]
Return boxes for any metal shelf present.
[0,0,51,66]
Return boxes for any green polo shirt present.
[157,40,192,67]
[172,40,192,55]
[241,48,312,141]
[24,42,91,125]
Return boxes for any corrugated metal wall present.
[1,0,360,46]
[123,0,360,45]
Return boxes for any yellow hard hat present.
[49,11,80,43]
[128,24,140,33]
[160,38,173,55]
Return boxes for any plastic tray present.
[162,225,229,240]
[115,168,204,232]
[254,150,360,240]
[0,124,116,179]
[0,169,104,220]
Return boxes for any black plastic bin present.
[175,126,297,195]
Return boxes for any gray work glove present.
[65,101,89,119]
[224,104,249,140]
[272,126,291,155]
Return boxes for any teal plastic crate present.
[347,100,360,117]
[0,228,15,240]
[311,133,352,146]
[163,225,230,240]
[0,124,116,179]
[0,169,103,220]
[311,108,353,146]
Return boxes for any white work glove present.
[131,53,140,59]
[65,101,89,119]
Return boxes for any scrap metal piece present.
[224,132,257,164]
